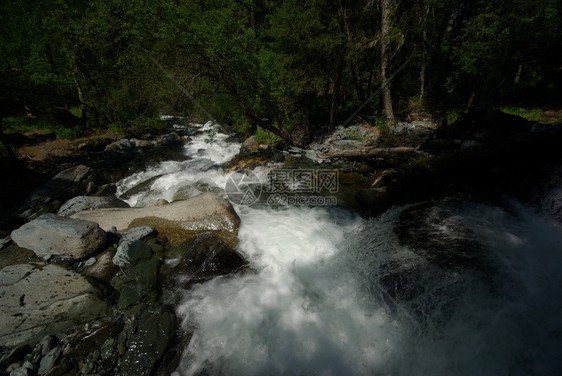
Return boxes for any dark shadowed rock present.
[10,214,106,260]
[165,232,248,289]
[62,321,123,358]
[395,200,485,272]
[111,258,160,309]
[85,249,119,283]
[57,196,129,217]
[16,165,95,220]
[120,305,174,376]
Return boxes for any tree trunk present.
[73,76,87,126]
[514,64,522,84]
[419,6,429,105]
[350,60,366,103]
[330,45,345,129]
[319,146,423,159]
[381,0,395,128]
[0,118,18,163]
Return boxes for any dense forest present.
[1,0,561,146]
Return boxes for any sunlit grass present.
[500,106,562,124]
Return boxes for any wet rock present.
[16,165,95,220]
[119,175,164,200]
[71,192,241,234]
[57,196,130,217]
[111,258,160,309]
[238,135,260,157]
[395,200,485,272]
[130,138,154,148]
[0,264,109,347]
[112,240,152,267]
[120,305,174,376]
[63,321,123,358]
[38,336,59,357]
[145,198,170,207]
[157,132,181,145]
[119,226,157,244]
[38,347,60,375]
[10,214,106,260]
[164,232,247,289]
[85,249,119,282]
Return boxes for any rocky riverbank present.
[2,110,561,375]
[1,191,246,375]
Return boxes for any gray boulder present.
[57,196,130,217]
[16,165,95,220]
[238,135,259,157]
[0,264,109,347]
[11,214,106,260]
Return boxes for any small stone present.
[81,361,94,374]
[100,338,115,360]
[83,257,97,267]
[9,367,28,376]
[91,350,101,362]
[38,347,59,375]
[117,343,126,357]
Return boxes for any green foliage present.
[3,116,84,139]
[1,0,560,145]
[255,128,282,143]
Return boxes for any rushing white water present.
[116,121,240,206]
[116,121,562,375]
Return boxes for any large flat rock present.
[0,264,109,347]
[11,214,106,260]
[71,193,240,235]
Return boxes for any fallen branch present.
[318,146,424,159]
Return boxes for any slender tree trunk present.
[73,76,87,126]
[419,6,429,105]
[514,64,522,84]
[381,0,395,128]
[330,46,345,129]
[350,60,366,103]
[0,117,18,163]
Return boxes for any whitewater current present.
[116,121,562,376]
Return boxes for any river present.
[115,121,562,376]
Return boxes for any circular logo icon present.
[225,171,262,205]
